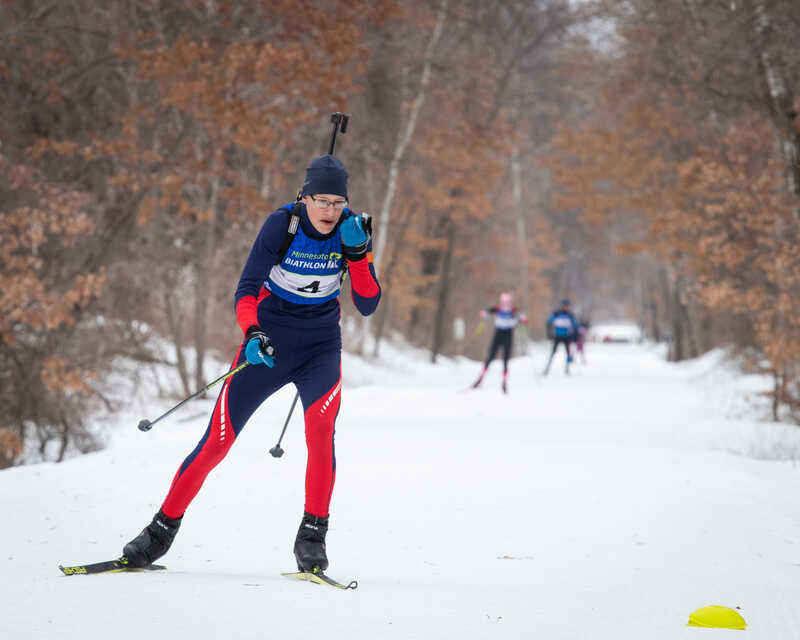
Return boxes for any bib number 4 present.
[296,281,321,294]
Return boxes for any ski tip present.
[58,559,167,576]
[59,564,87,576]
[281,570,358,590]
[311,566,357,589]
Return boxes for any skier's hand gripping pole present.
[137,361,250,432]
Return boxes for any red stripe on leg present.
[161,380,236,518]
[303,378,342,517]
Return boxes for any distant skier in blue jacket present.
[121,154,381,575]
[543,298,578,375]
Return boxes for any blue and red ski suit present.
[160,203,381,520]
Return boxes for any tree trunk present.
[164,287,191,395]
[680,297,699,359]
[361,0,449,355]
[57,412,69,463]
[650,298,661,343]
[772,370,782,422]
[371,206,417,357]
[511,144,530,321]
[671,284,684,363]
[430,221,455,363]
[193,175,220,390]
[749,0,800,420]
[372,0,448,271]
[750,0,800,208]
[660,269,682,362]
[645,277,662,342]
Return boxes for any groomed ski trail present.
[2,342,800,639]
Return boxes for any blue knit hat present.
[301,154,348,199]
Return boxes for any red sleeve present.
[348,254,379,298]
[235,288,273,334]
[236,295,259,335]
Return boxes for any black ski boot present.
[294,512,329,572]
[122,510,182,568]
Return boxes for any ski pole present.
[268,391,300,458]
[137,361,250,432]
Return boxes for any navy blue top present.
[235,204,380,331]
[546,309,578,339]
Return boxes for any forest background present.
[1,0,798,467]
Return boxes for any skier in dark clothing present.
[542,298,578,375]
[472,292,527,393]
[574,317,589,364]
[122,154,381,575]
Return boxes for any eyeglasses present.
[310,195,348,210]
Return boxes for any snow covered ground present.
[3,340,800,639]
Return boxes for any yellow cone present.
[688,605,747,630]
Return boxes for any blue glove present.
[340,214,369,260]
[244,325,275,367]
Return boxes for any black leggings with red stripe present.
[160,322,342,520]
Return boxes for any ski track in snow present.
[2,342,800,639]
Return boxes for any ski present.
[281,568,358,590]
[59,556,167,576]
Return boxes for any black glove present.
[244,325,276,367]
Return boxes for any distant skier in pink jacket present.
[472,292,527,393]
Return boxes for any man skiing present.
[472,292,527,393]
[121,154,381,575]
[542,298,578,375]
